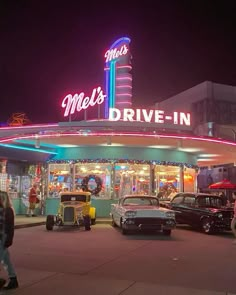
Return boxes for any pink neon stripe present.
[1,129,236,148]
[0,123,58,130]
[116,65,132,69]
[116,77,132,81]
[116,102,132,104]
[116,93,132,96]
[116,85,132,88]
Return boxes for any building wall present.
[52,146,197,165]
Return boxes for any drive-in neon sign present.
[109,108,191,126]
[61,88,191,126]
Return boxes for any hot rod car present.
[46,191,96,231]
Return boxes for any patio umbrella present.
[208,179,236,189]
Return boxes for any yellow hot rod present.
[46,191,96,231]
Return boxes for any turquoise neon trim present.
[0,144,57,154]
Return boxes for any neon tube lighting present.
[1,131,236,148]
[116,93,132,96]
[116,77,132,81]
[116,85,132,88]
[0,123,58,130]
[0,144,57,154]
[116,65,132,70]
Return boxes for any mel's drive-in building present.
[1,37,236,217]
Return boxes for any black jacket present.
[4,207,14,248]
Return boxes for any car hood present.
[123,206,174,218]
[203,207,234,214]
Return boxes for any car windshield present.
[197,196,223,208]
[123,197,159,206]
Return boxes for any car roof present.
[60,191,91,197]
[175,192,219,198]
[121,195,157,199]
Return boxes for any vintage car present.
[162,192,234,234]
[46,191,96,231]
[110,195,176,235]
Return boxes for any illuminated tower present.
[104,37,132,118]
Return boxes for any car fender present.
[89,206,96,219]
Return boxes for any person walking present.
[231,191,236,244]
[26,183,38,217]
[0,190,19,290]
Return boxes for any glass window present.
[48,164,72,198]
[184,196,195,206]
[172,196,184,204]
[114,163,150,198]
[74,163,112,199]
[155,165,180,198]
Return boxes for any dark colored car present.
[161,192,234,234]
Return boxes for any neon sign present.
[62,87,106,117]
[109,108,191,126]
[104,45,128,63]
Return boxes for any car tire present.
[46,215,54,231]
[201,219,213,234]
[163,229,171,236]
[111,215,117,227]
[120,218,129,235]
[91,218,96,225]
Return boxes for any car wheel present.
[120,218,129,235]
[46,215,54,231]
[111,215,117,227]
[201,219,213,234]
[163,229,171,236]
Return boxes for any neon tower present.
[104,37,132,118]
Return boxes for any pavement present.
[12,215,236,295]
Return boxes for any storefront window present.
[48,163,73,198]
[183,167,196,192]
[75,163,112,198]
[114,163,150,198]
[155,165,181,199]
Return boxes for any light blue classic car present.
[111,195,176,235]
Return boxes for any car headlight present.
[166,211,175,218]
[217,213,223,218]
[125,211,137,217]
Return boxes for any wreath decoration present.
[81,174,102,195]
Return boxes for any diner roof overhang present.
[0,120,235,167]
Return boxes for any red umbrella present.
[208,179,236,189]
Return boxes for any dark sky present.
[1,1,236,123]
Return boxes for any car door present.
[181,195,197,226]
[169,194,185,223]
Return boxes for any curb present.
[15,219,111,229]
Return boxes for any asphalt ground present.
[2,217,236,295]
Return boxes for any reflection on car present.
[161,192,234,234]
[110,195,176,235]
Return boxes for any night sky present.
[1,1,236,124]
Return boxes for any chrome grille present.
[64,207,74,222]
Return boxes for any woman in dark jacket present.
[0,191,19,290]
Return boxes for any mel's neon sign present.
[61,87,106,117]
[104,44,128,63]
[61,87,191,126]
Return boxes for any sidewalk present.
[15,215,111,229]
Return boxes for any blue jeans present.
[0,240,17,278]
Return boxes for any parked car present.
[161,192,234,234]
[110,195,176,235]
[46,191,96,231]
